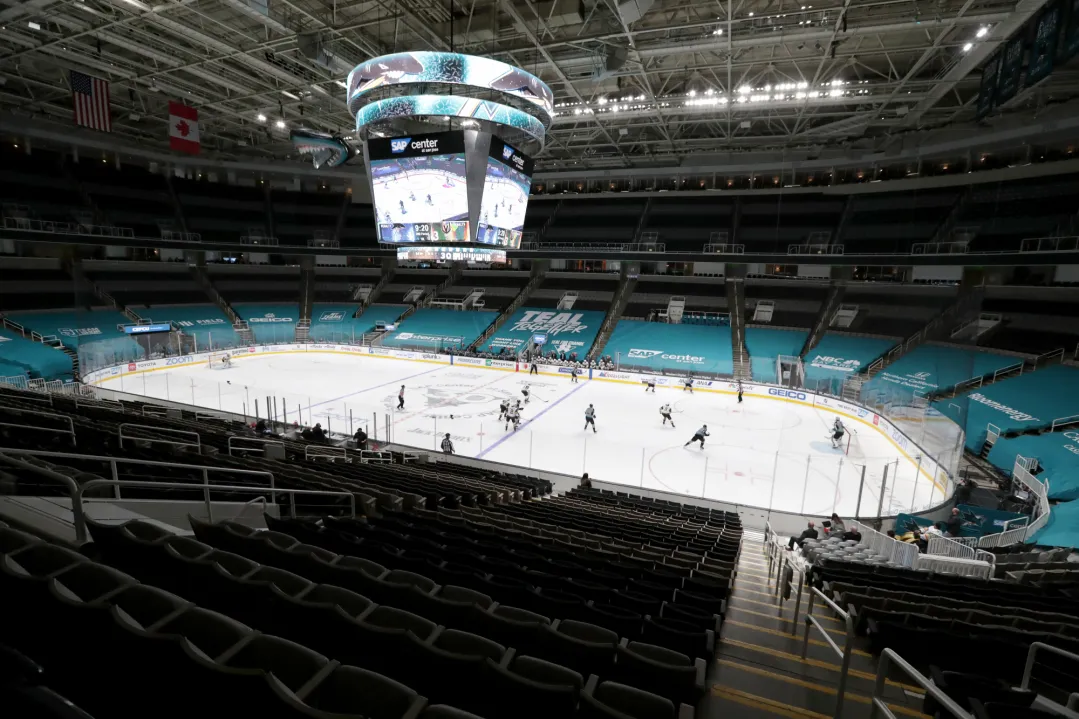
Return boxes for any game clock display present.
[369,131,470,244]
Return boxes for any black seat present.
[302,664,426,719]
[539,619,618,676]
[409,628,507,711]
[614,640,705,705]
[477,605,550,657]
[483,654,583,719]
[578,678,685,719]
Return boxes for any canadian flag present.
[168,101,200,154]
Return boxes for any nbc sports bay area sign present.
[484,309,604,355]
[807,355,862,373]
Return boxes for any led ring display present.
[347,52,554,126]
[354,95,547,148]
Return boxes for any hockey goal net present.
[208,352,233,370]
[845,428,865,461]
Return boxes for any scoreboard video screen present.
[369,131,470,244]
[475,138,533,249]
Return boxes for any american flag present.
[70,70,111,132]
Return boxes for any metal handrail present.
[75,479,356,535]
[0,448,277,540]
[869,649,972,719]
[1022,642,1079,714]
[228,436,285,456]
[0,408,75,444]
[802,587,856,719]
[118,423,201,451]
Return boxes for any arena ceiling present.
[0,0,1077,171]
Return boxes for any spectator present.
[842,527,862,542]
[300,426,313,441]
[954,478,975,507]
[787,521,818,550]
[826,513,846,536]
[255,419,269,435]
[441,433,455,454]
[311,423,327,442]
[580,473,592,489]
[353,427,368,450]
[946,508,963,537]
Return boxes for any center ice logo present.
[390,138,410,153]
[627,349,662,359]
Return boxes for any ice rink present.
[99,353,948,517]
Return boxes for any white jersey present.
[584,407,595,419]
[660,404,672,414]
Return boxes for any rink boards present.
[82,342,952,499]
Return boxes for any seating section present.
[234,304,300,343]
[739,197,844,253]
[479,307,604,358]
[1030,499,1079,550]
[83,261,208,308]
[309,304,363,342]
[838,190,959,253]
[641,198,735,252]
[863,344,1022,404]
[529,273,619,313]
[818,559,1079,689]
[380,271,451,305]
[383,309,499,351]
[0,148,85,225]
[626,277,726,321]
[803,333,897,392]
[935,364,1079,451]
[312,267,382,303]
[270,189,344,245]
[71,161,177,238]
[3,309,142,366]
[207,265,301,303]
[958,178,1079,253]
[744,328,808,382]
[0,258,78,311]
[986,432,1079,500]
[135,305,238,350]
[174,179,268,244]
[543,200,646,243]
[604,321,733,375]
[0,328,74,381]
[744,280,827,328]
[980,286,1079,355]
[842,284,957,337]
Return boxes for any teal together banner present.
[481,308,605,356]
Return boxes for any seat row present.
[86,518,700,718]
[0,641,95,719]
[567,487,739,525]
[839,592,1079,637]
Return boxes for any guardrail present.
[3,216,135,238]
[1021,642,1079,712]
[75,479,357,530]
[869,649,972,719]
[802,587,856,719]
[0,408,76,445]
[118,423,201,452]
[0,448,279,541]
[227,436,285,456]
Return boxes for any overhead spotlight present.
[963,42,973,52]
[748,11,753,15]
[256,113,267,122]
[976,26,988,37]
[713,27,723,35]
[275,119,286,129]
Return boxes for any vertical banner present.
[995,34,1027,105]
[1027,0,1062,86]
[975,51,1003,120]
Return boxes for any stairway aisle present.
[703,536,932,719]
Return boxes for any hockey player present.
[397,385,405,410]
[831,417,846,449]
[441,433,455,454]
[505,404,520,431]
[529,359,538,376]
[220,353,231,367]
[522,384,531,404]
[409,191,416,201]
[399,199,406,214]
[683,378,694,393]
[570,367,580,384]
[499,399,510,420]
[737,381,744,403]
[660,403,675,427]
[583,404,596,433]
[426,193,433,205]
[684,424,709,449]
[644,377,656,393]
[383,211,391,223]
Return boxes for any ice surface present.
[100,354,947,517]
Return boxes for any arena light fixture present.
[275,119,286,129]
[963,42,974,52]
[976,26,988,37]
[256,113,266,122]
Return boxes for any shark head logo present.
[390,137,410,153]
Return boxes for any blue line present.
[477,379,589,459]
[303,364,446,411]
